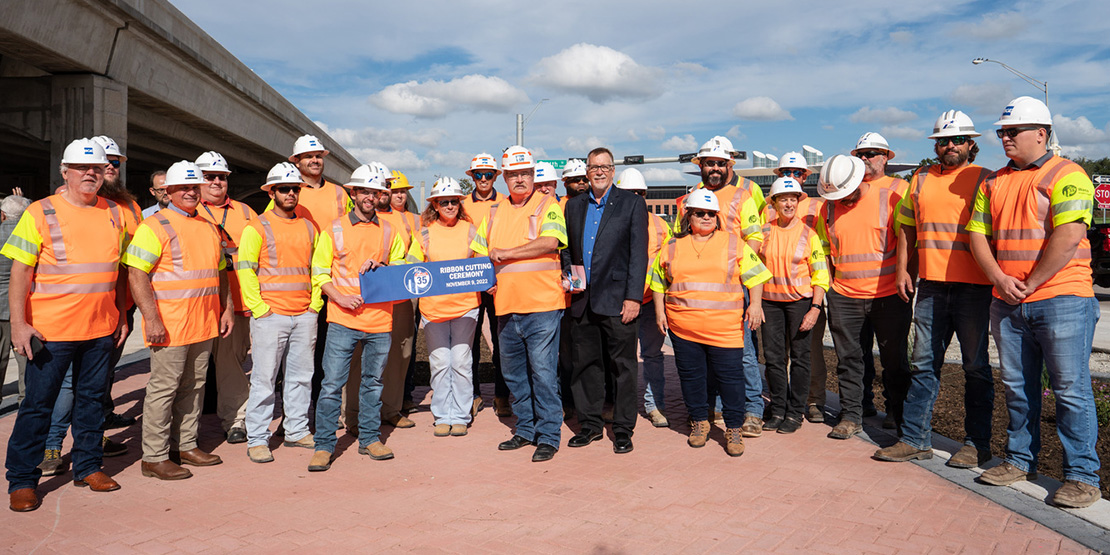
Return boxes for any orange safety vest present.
[659,232,747,348]
[147,210,224,346]
[199,199,256,313]
[297,180,350,230]
[760,218,819,302]
[904,165,992,285]
[869,174,909,195]
[416,220,480,322]
[25,196,123,341]
[981,156,1093,303]
[379,208,418,251]
[763,196,823,230]
[464,191,500,229]
[642,212,670,303]
[250,213,317,315]
[326,213,396,333]
[822,183,903,299]
[676,175,762,237]
[486,193,564,315]
[113,199,143,311]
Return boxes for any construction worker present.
[676,136,766,437]
[309,166,406,469]
[758,177,829,434]
[391,170,422,415]
[649,189,771,457]
[142,170,168,219]
[405,177,481,436]
[874,110,995,468]
[968,96,1102,508]
[562,159,590,199]
[463,153,510,417]
[850,132,910,425]
[816,155,911,441]
[124,160,234,481]
[537,159,575,418]
[766,153,828,424]
[195,151,257,444]
[470,145,568,462]
[616,168,672,428]
[238,162,322,463]
[4,138,127,512]
[534,162,566,209]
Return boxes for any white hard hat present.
[851,132,895,159]
[263,162,305,191]
[428,177,464,199]
[769,176,807,199]
[468,152,500,175]
[817,155,865,201]
[501,145,535,171]
[346,164,389,191]
[684,189,720,212]
[534,162,558,183]
[776,151,808,174]
[994,96,1052,126]
[164,161,205,187]
[195,151,232,174]
[615,168,647,191]
[367,161,394,184]
[562,159,588,179]
[694,136,736,163]
[929,110,981,139]
[91,136,126,161]
[60,138,109,165]
[289,134,329,161]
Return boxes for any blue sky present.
[174,0,1110,193]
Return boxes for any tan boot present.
[688,420,710,448]
[725,427,745,457]
[471,397,484,417]
[386,414,416,429]
[247,446,274,464]
[647,409,669,428]
[282,433,315,449]
[740,416,763,438]
[307,450,332,472]
[450,424,468,436]
[873,441,932,462]
[433,424,451,437]
[358,441,394,460]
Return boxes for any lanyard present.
[202,202,231,247]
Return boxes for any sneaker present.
[283,434,315,449]
[38,449,67,476]
[493,397,513,417]
[724,427,745,457]
[979,462,1036,486]
[740,416,763,438]
[947,445,991,469]
[358,441,394,460]
[307,450,332,472]
[873,441,932,462]
[646,409,669,428]
[433,424,451,437]
[1052,480,1100,509]
[688,420,710,448]
[102,437,127,458]
[450,424,468,437]
[777,417,802,434]
[247,446,274,464]
[827,420,862,440]
[805,404,825,423]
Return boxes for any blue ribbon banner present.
[359,257,496,304]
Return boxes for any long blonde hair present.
[421,196,472,226]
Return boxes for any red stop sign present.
[1097,182,1110,209]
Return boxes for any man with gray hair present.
[0,192,31,402]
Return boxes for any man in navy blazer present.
[561,147,648,453]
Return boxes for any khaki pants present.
[142,340,213,462]
[209,314,251,432]
[342,300,412,425]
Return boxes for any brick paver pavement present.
[0,345,1097,554]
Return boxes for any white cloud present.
[325,126,448,150]
[425,150,473,171]
[731,97,793,121]
[661,134,698,151]
[889,30,913,44]
[950,12,1028,40]
[644,126,666,140]
[370,75,529,118]
[641,168,686,183]
[348,147,428,171]
[879,125,923,142]
[564,136,606,153]
[850,106,918,125]
[726,125,745,141]
[1053,115,1109,145]
[949,83,1013,116]
[673,62,709,75]
[530,43,664,103]
[625,129,639,141]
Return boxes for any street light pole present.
[515,98,549,147]
[971,57,1060,155]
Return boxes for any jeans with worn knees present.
[424,309,478,426]
[670,331,746,428]
[639,300,667,413]
[498,310,563,448]
[315,323,391,453]
[245,312,318,447]
[991,295,1101,487]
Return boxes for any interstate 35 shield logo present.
[404,266,433,296]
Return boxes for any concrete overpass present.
[0,0,358,208]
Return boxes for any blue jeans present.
[315,323,391,453]
[707,286,763,418]
[902,281,993,451]
[670,332,746,428]
[45,365,76,450]
[6,335,114,492]
[991,295,1101,487]
[498,310,562,448]
[639,300,667,413]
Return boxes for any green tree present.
[1066,156,1110,179]
[459,177,475,195]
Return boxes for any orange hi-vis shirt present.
[1,195,125,341]
[759,217,831,302]
[378,208,419,251]
[291,179,352,230]
[895,164,992,284]
[237,211,320,317]
[122,208,225,346]
[675,178,764,243]
[405,219,481,322]
[199,198,258,314]
[311,211,407,334]
[462,190,501,230]
[762,195,824,230]
[966,154,1094,303]
[111,199,143,310]
[642,212,672,303]
[817,182,904,299]
[469,192,568,315]
[868,174,909,195]
[648,231,771,349]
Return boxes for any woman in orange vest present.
[758,177,830,434]
[405,178,482,437]
[648,190,771,457]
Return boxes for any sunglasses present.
[996,127,1039,139]
[437,198,461,206]
[472,171,496,180]
[780,169,806,178]
[204,173,228,182]
[565,176,588,185]
[701,159,728,168]
[108,159,121,168]
[935,136,969,147]
[691,210,717,219]
[273,185,300,194]
[856,151,885,159]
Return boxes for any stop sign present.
[1097,181,1110,209]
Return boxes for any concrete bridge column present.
[49,74,127,191]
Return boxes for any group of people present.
[3,94,1103,513]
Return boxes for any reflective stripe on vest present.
[150,213,221,301]
[420,223,477,259]
[761,223,815,302]
[331,218,391,288]
[31,198,121,294]
[256,214,315,294]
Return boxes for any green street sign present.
[539,159,566,170]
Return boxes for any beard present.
[702,169,727,188]
[98,174,134,203]
[938,148,969,168]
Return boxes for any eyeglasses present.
[471,171,496,181]
[856,151,885,159]
[996,127,1039,139]
[565,176,588,185]
[935,136,969,147]
[691,210,717,219]
[700,159,729,168]
[436,198,461,206]
[587,164,614,173]
[108,159,121,168]
[273,185,300,194]
[204,174,228,182]
[780,169,807,178]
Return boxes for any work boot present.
[827,420,862,440]
[358,441,394,460]
[741,416,763,438]
[385,414,416,429]
[307,451,332,472]
[805,404,825,423]
[102,437,127,458]
[947,445,992,469]
[471,397,483,417]
[433,424,451,437]
[450,424,468,437]
[646,409,669,428]
[688,420,710,448]
[724,427,745,457]
[1052,480,1100,509]
[247,446,274,464]
[402,399,418,414]
[38,449,67,477]
[493,397,513,417]
[708,409,725,428]
[979,462,1036,486]
[873,441,932,462]
[283,434,315,449]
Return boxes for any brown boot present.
[947,445,991,469]
[73,471,120,492]
[433,424,451,437]
[174,448,222,467]
[688,420,710,448]
[724,427,745,457]
[358,441,394,460]
[141,460,192,481]
[9,488,40,512]
[307,450,332,472]
[493,397,513,417]
[740,416,763,438]
[873,441,933,462]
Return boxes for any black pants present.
[471,292,509,398]
[763,299,812,421]
[826,291,911,425]
[569,307,639,436]
[861,319,876,411]
[806,307,828,406]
